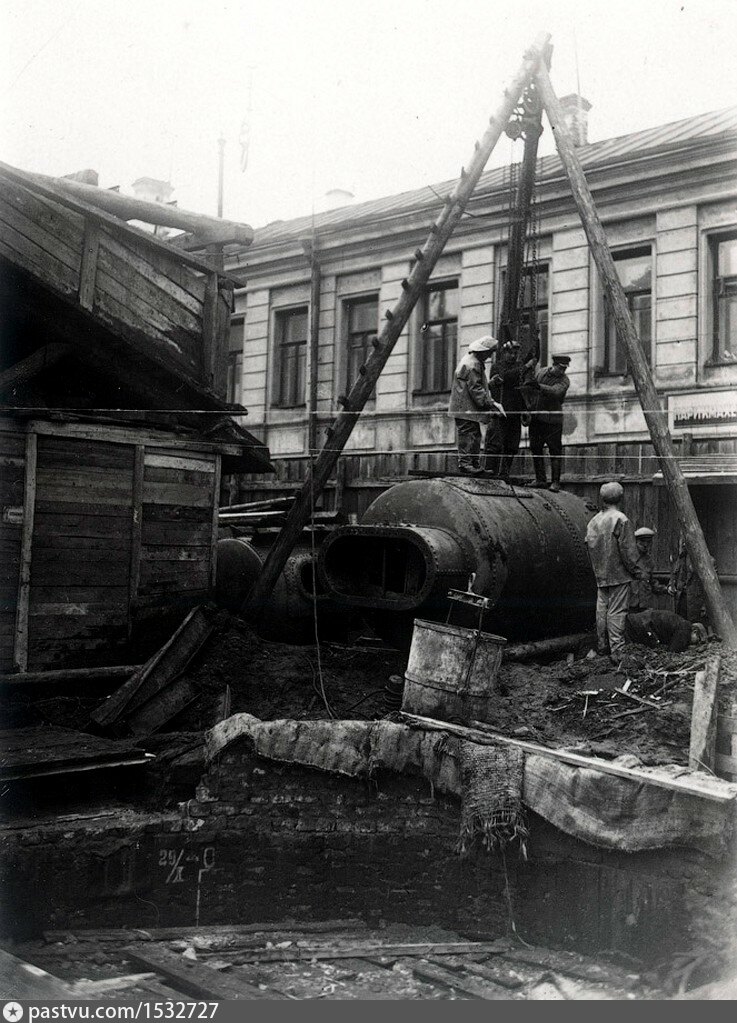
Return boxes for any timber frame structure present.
[0,162,272,672]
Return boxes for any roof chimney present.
[558,94,592,146]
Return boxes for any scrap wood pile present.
[12,921,665,1000]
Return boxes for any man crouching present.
[448,335,505,475]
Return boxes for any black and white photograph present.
[0,0,736,1004]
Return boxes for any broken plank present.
[231,941,507,965]
[400,713,737,803]
[0,947,76,998]
[44,919,368,945]
[690,654,721,772]
[68,973,157,996]
[91,605,214,728]
[397,958,504,999]
[124,945,286,1000]
[0,664,138,686]
[442,955,525,990]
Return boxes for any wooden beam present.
[210,455,222,592]
[232,941,509,965]
[0,948,76,999]
[400,712,737,803]
[9,164,254,247]
[125,944,286,1000]
[13,431,36,672]
[78,220,101,311]
[0,343,70,394]
[128,445,145,619]
[244,32,551,615]
[534,62,737,649]
[689,654,720,772]
[0,665,139,687]
[304,239,321,454]
[202,272,220,389]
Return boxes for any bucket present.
[401,618,506,727]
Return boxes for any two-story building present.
[222,100,737,614]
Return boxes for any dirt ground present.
[167,613,727,766]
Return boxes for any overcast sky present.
[1,0,736,230]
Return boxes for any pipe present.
[503,632,593,662]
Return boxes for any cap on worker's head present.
[600,481,624,505]
[552,354,571,366]
[634,527,656,539]
[468,335,498,353]
[690,623,708,645]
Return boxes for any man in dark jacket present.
[629,526,668,613]
[625,610,706,653]
[528,355,570,492]
[488,339,537,480]
[447,335,504,474]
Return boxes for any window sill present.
[704,359,737,369]
[269,404,307,411]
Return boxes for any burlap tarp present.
[206,714,734,855]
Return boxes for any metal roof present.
[250,106,737,248]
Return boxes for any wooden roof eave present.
[0,161,241,285]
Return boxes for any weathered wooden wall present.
[0,169,231,395]
[1,421,223,672]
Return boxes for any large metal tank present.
[318,478,597,644]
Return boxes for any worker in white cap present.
[584,482,644,664]
[448,335,505,475]
[629,526,668,613]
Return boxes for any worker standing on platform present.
[585,482,643,664]
[629,526,668,613]
[448,335,504,475]
[488,339,537,481]
[528,355,570,492]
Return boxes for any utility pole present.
[243,32,551,617]
[534,61,737,648]
[217,135,226,219]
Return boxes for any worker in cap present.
[625,609,707,653]
[527,355,571,493]
[487,337,538,480]
[585,481,644,664]
[629,527,668,613]
[448,335,505,475]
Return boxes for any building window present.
[416,280,459,395]
[711,231,737,363]
[272,306,307,408]
[343,295,378,392]
[226,351,243,405]
[500,264,549,364]
[226,315,244,405]
[602,246,652,374]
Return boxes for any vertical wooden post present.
[244,33,550,615]
[689,654,720,772]
[210,455,223,592]
[13,431,37,671]
[534,62,737,648]
[127,444,145,626]
[202,271,220,390]
[306,240,321,456]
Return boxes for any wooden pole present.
[244,33,551,616]
[9,163,253,247]
[534,62,737,648]
[304,239,321,455]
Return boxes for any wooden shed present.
[0,163,272,673]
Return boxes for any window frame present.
[595,243,655,378]
[708,229,737,366]
[413,278,460,400]
[341,292,379,401]
[271,304,308,410]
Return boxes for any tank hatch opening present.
[318,525,469,611]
